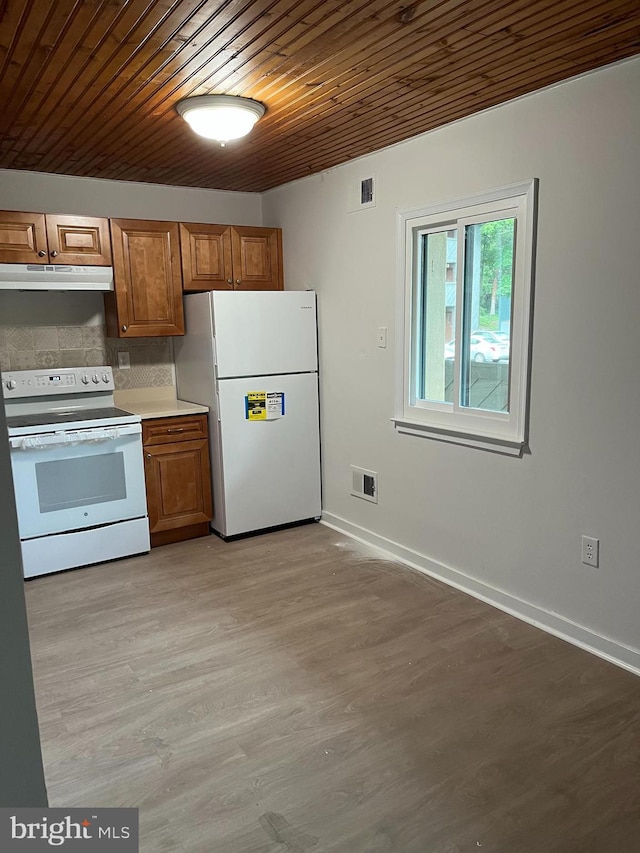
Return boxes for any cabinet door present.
[180,223,233,291]
[106,219,184,337]
[0,211,47,263]
[45,214,111,265]
[230,226,283,290]
[144,437,213,534]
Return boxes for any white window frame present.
[394,180,537,455]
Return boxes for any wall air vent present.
[347,173,377,212]
[361,177,374,205]
[350,465,378,503]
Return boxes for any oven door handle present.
[9,423,141,450]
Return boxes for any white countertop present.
[114,387,208,420]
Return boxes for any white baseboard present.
[321,512,640,678]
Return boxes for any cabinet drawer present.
[143,414,208,445]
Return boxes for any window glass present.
[417,229,456,404]
[461,218,514,413]
[36,453,127,513]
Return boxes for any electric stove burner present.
[6,406,134,430]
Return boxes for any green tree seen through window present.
[479,218,514,323]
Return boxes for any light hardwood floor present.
[24,523,640,852]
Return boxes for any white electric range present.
[3,366,150,578]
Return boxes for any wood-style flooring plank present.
[24,523,640,852]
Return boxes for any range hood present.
[0,263,114,291]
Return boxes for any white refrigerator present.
[174,290,321,538]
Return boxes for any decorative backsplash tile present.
[5,326,35,352]
[33,326,59,351]
[5,350,36,371]
[81,326,105,348]
[34,350,60,368]
[105,336,174,390]
[57,326,84,350]
[0,323,175,390]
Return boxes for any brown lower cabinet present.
[142,414,213,547]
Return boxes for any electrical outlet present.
[581,535,599,567]
[117,350,130,369]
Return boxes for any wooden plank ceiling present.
[0,0,639,193]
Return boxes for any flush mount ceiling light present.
[176,94,266,146]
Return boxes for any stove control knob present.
[81,374,90,385]
[91,374,100,384]
[102,373,110,384]
[5,379,17,391]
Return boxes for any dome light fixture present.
[176,94,266,146]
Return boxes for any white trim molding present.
[321,512,640,678]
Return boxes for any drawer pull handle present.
[166,427,185,434]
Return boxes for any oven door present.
[9,423,147,539]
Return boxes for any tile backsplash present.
[0,323,174,390]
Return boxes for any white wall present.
[0,169,262,223]
[0,393,48,806]
[264,58,640,671]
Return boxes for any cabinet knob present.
[50,250,58,257]
[38,250,46,257]
[146,453,152,459]
[235,279,241,284]
[121,325,128,332]
[226,278,233,284]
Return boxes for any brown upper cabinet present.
[105,219,184,338]
[180,224,283,292]
[0,211,111,265]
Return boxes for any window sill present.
[392,417,526,456]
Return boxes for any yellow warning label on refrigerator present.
[245,391,285,420]
[246,392,267,420]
